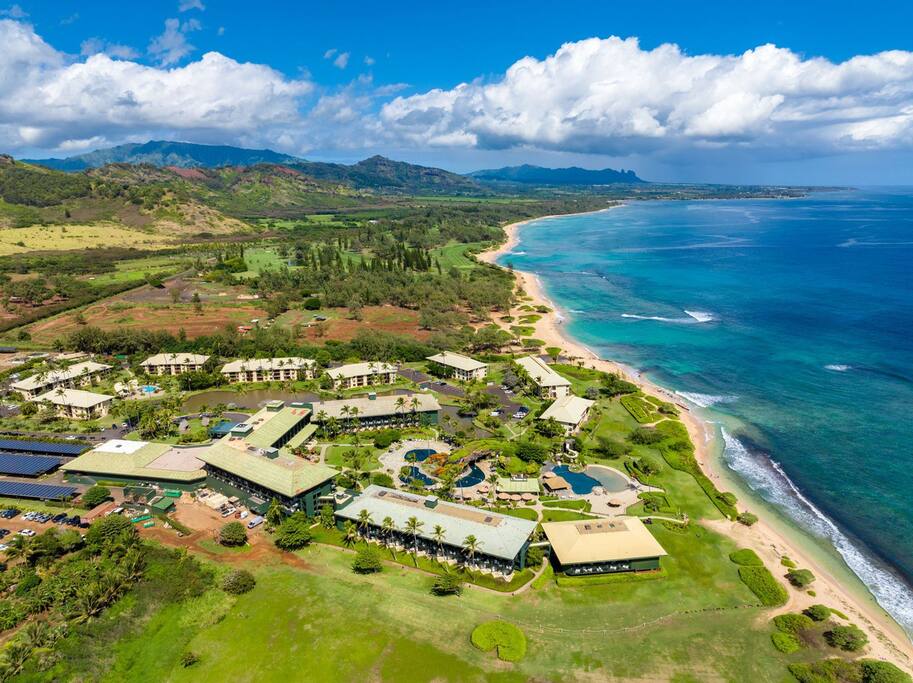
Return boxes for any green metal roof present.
[496,477,540,494]
[242,406,311,449]
[284,423,318,451]
[198,442,337,497]
[61,441,206,483]
[152,497,175,511]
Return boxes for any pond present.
[182,389,319,412]
[552,465,629,494]
[454,464,485,488]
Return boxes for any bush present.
[825,624,868,652]
[787,568,816,588]
[86,514,136,549]
[273,513,313,551]
[804,604,832,622]
[219,522,248,547]
[372,429,401,449]
[628,427,663,445]
[595,437,631,458]
[773,613,814,634]
[352,547,383,574]
[81,485,111,509]
[514,440,547,464]
[780,555,798,569]
[860,660,912,683]
[736,511,758,526]
[771,631,801,653]
[431,571,464,596]
[222,569,256,595]
[370,472,394,488]
[737,566,788,606]
[180,651,200,668]
[470,621,527,662]
[728,548,763,566]
[525,545,544,568]
[303,297,321,310]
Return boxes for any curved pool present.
[455,464,485,488]
[400,466,435,487]
[405,448,436,462]
[551,465,629,494]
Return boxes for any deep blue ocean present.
[500,189,913,631]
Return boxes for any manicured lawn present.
[540,509,596,523]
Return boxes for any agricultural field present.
[273,305,429,342]
[79,255,191,288]
[0,223,175,255]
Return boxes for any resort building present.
[61,439,207,486]
[309,393,440,431]
[220,357,316,383]
[539,395,595,433]
[335,485,538,573]
[33,389,114,420]
[141,353,210,375]
[12,361,112,400]
[426,351,488,382]
[515,356,571,399]
[541,473,571,493]
[542,517,667,576]
[326,362,397,390]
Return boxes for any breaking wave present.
[621,309,715,324]
[721,429,913,635]
[675,391,737,408]
[825,364,852,372]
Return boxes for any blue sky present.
[3,0,913,183]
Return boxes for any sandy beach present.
[479,215,913,669]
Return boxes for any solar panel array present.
[0,481,76,500]
[0,439,90,456]
[0,453,61,476]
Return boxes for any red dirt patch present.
[279,305,430,342]
[165,166,209,180]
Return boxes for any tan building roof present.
[542,517,668,565]
[61,439,206,482]
[326,362,396,380]
[311,393,440,420]
[34,388,113,408]
[12,361,111,392]
[141,353,209,366]
[542,475,570,491]
[220,357,314,373]
[426,352,487,372]
[540,395,594,426]
[515,356,571,388]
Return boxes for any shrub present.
[719,491,738,506]
[728,548,763,566]
[372,429,401,449]
[628,427,663,445]
[771,631,801,653]
[804,604,832,622]
[219,522,248,547]
[470,621,527,662]
[773,613,814,634]
[180,651,200,668]
[525,545,544,568]
[352,547,383,574]
[780,555,798,569]
[370,472,394,488]
[595,437,630,458]
[222,569,256,595]
[86,514,136,549]
[787,568,816,588]
[860,660,912,683]
[303,297,321,310]
[514,440,547,464]
[825,624,868,652]
[737,566,788,606]
[736,511,758,526]
[431,571,464,596]
[273,513,313,551]
[81,485,111,509]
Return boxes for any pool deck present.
[544,463,664,517]
[379,439,452,483]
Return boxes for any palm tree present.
[462,535,481,567]
[487,471,499,505]
[266,498,285,528]
[431,524,446,560]
[342,520,359,547]
[349,406,360,433]
[381,516,396,548]
[405,516,424,557]
[5,534,30,563]
[357,509,373,538]
[395,396,407,425]
[409,397,420,424]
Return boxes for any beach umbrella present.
[609,498,622,507]
[511,494,522,502]
[521,493,534,501]
[497,492,510,501]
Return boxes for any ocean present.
[499,189,913,633]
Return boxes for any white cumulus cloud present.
[148,17,202,66]
[379,36,913,157]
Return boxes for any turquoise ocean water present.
[499,189,913,633]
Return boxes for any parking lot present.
[0,507,91,551]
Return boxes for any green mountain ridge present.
[470,163,644,185]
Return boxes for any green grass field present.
[430,241,486,271]
[84,255,188,288]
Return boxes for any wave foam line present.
[675,391,737,408]
[721,429,913,635]
[621,309,715,324]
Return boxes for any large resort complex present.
[326,362,398,389]
[141,353,210,375]
[11,361,111,401]
[220,357,316,383]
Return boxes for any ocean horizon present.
[498,189,913,635]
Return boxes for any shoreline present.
[479,212,913,669]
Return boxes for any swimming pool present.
[400,466,435,487]
[455,464,484,488]
[142,385,157,393]
[405,448,436,462]
[551,465,629,494]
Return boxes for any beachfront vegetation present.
[729,548,764,566]
[805,604,832,622]
[787,568,816,588]
[825,624,869,652]
[788,659,911,683]
[771,631,801,653]
[470,620,527,662]
[737,566,788,606]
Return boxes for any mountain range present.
[24,140,643,190]
[470,163,643,185]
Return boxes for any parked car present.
[17,529,35,537]
[247,516,264,529]
[220,507,236,517]
[52,513,67,523]
[0,544,8,551]
[0,529,9,538]
[239,510,249,520]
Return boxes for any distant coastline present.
[479,208,913,666]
